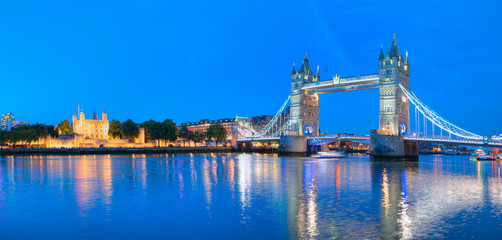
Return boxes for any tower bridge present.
[236,36,496,159]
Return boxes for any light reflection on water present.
[0,153,501,239]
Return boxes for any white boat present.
[473,149,497,161]
[312,151,345,158]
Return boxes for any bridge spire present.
[404,51,410,71]
[379,43,384,59]
[388,34,399,58]
[291,62,296,74]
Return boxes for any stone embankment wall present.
[0,147,232,156]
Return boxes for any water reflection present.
[0,154,501,239]
[372,161,418,240]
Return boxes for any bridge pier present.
[278,136,307,153]
[370,134,418,160]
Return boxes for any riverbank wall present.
[0,147,232,156]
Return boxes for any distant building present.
[1,112,30,131]
[249,115,273,132]
[72,108,109,139]
[249,106,290,134]
[1,112,15,130]
[181,117,250,145]
[7,120,30,131]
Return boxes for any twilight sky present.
[0,0,501,136]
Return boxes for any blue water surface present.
[0,153,501,239]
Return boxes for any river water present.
[0,153,501,239]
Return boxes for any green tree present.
[108,120,123,139]
[33,124,47,146]
[47,125,58,137]
[149,122,164,147]
[206,124,227,146]
[57,119,72,135]
[140,120,157,140]
[178,125,193,147]
[192,131,205,146]
[10,130,20,147]
[33,124,47,138]
[25,129,38,147]
[121,119,139,141]
[0,130,9,145]
[162,119,178,145]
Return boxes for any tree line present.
[110,119,228,147]
[0,118,230,148]
[0,124,57,147]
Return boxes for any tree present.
[192,131,205,146]
[33,124,47,139]
[0,130,9,145]
[206,124,228,146]
[179,125,193,147]
[121,119,139,141]
[47,125,58,137]
[57,119,72,135]
[140,120,157,140]
[149,122,164,147]
[162,119,178,145]
[25,129,38,147]
[108,120,123,139]
[33,124,47,146]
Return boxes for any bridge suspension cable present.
[399,83,482,140]
[249,96,290,137]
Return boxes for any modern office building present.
[0,112,15,130]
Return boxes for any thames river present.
[0,153,501,239]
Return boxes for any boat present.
[472,149,497,161]
[312,151,345,158]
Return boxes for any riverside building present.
[181,117,250,145]
[72,108,109,139]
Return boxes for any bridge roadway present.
[237,135,502,148]
[301,74,379,94]
[236,135,370,143]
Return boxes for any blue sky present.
[0,0,500,136]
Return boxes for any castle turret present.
[102,106,107,121]
[72,111,77,129]
[79,108,85,120]
[92,109,98,120]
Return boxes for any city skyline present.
[1,0,501,136]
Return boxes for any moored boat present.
[312,151,345,158]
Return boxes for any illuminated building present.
[289,54,320,136]
[181,117,250,145]
[378,36,410,136]
[1,112,30,131]
[250,107,290,133]
[1,112,15,130]
[72,107,109,139]
[249,115,272,132]
[7,120,30,131]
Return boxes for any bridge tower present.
[289,54,320,136]
[378,36,411,136]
